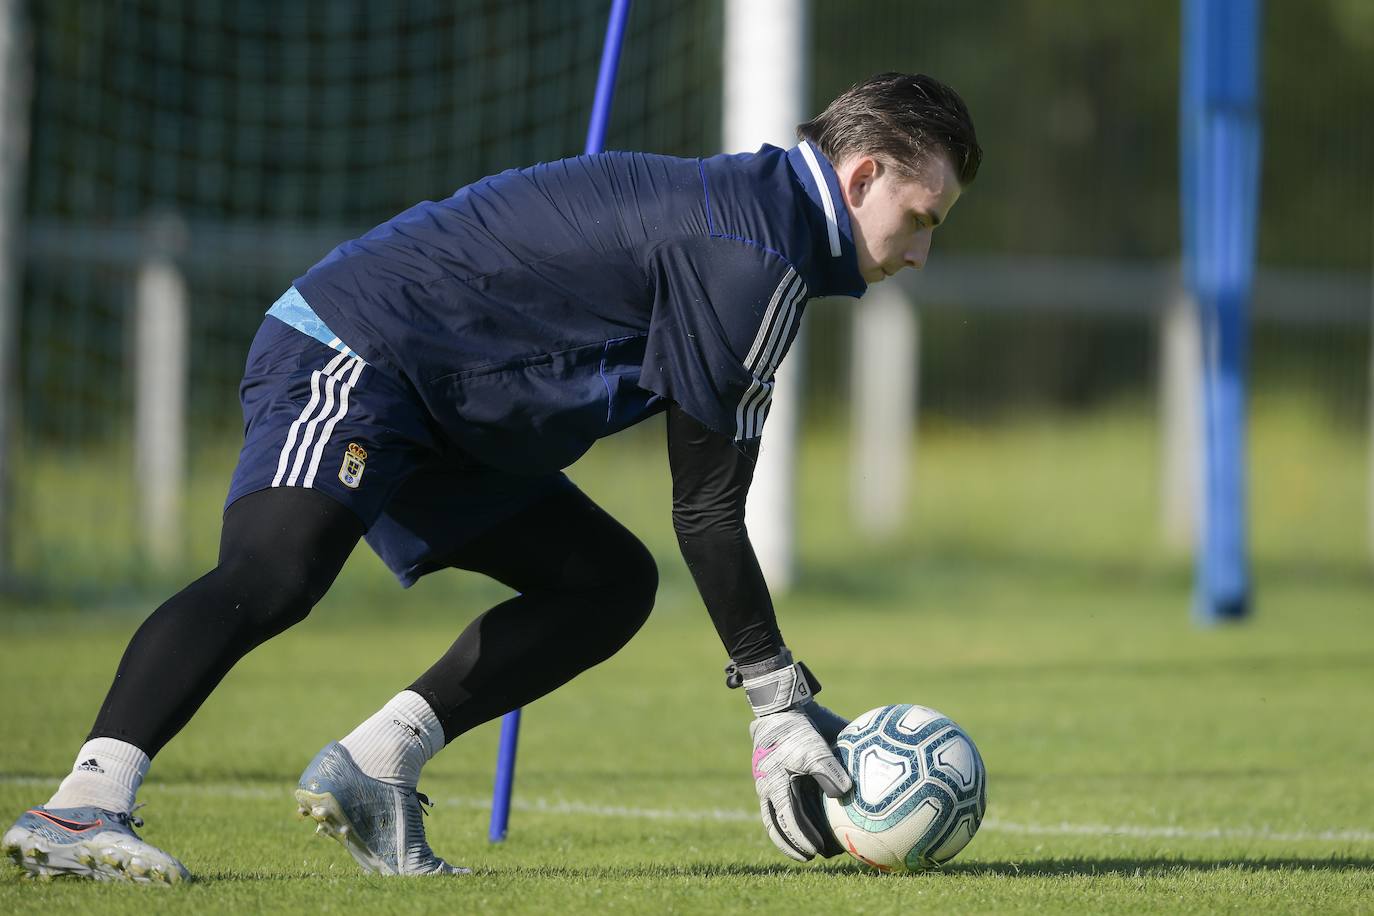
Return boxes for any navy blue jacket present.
[294,141,866,474]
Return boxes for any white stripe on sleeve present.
[744,269,800,373]
[734,270,806,440]
[751,275,805,378]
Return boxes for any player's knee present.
[603,535,658,637]
[213,557,324,640]
[254,580,317,636]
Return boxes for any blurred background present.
[4,7,1372,891]
[0,0,1370,608]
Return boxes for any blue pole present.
[585,0,633,156]
[1180,0,1262,623]
[488,0,633,844]
[487,708,521,843]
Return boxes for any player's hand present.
[801,699,850,745]
[728,650,852,862]
[749,708,852,861]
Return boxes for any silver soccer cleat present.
[294,741,468,876]
[2,804,190,884]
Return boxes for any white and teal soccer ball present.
[824,704,986,872]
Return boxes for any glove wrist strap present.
[724,649,822,716]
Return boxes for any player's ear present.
[842,155,880,208]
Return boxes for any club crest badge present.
[339,442,367,489]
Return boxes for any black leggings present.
[89,485,657,756]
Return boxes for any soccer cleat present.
[2,804,190,884]
[294,741,468,876]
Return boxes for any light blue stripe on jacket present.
[267,286,364,361]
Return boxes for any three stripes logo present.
[77,758,104,774]
[735,268,807,440]
[273,342,366,491]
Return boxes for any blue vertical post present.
[584,0,633,157]
[488,0,633,844]
[488,710,521,843]
[1180,0,1262,623]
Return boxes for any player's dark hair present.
[798,72,982,186]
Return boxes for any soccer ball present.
[823,704,986,872]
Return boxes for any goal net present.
[8,0,720,594]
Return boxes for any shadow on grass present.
[176,863,807,884]
[179,856,1374,885]
[940,856,1374,878]
[12,856,1370,887]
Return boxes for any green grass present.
[2,401,1373,912]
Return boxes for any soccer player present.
[4,72,978,882]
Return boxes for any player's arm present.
[666,403,851,861]
[665,401,779,663]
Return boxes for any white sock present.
[339,690,445,787]
[46,738,151,813]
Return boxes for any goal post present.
[725,0,809,592]
[133,214,189,573]
[850,282,917,538]
[1158,280,1202,551]
[0,0,29,588]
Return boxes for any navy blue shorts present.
[226,316,573,586]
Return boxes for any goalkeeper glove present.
[728,650,851,861]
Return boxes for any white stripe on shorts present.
[271,349,361,489]
[302,356,365,487]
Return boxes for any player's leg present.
[5,307,430,883]
[409,484,658,739]
[86,486,361,761]
[3,486,359,883]
[331,482,656,771]
[295,482,655,875]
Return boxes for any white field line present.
[3,775,1372,845]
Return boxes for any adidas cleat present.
[2,805,190,884]
[295,742,468,876]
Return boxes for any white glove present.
[731,651,852,861]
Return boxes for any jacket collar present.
[786,140,868,298]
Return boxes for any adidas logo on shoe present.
[76,758,105,774]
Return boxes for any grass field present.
[3,401,1373,912]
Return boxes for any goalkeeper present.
[4,73,978,882]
